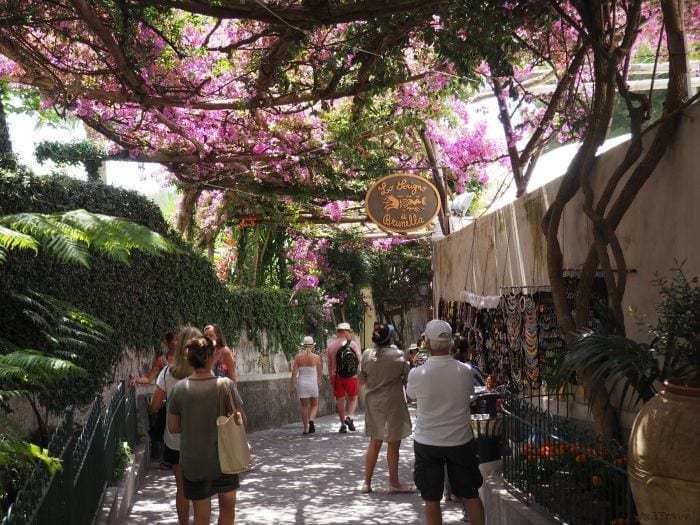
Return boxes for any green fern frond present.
[0,209,178,268]
[0,225,39,254]
[0,388,31,403]
[0,350,86,385]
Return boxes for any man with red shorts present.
[327,322,361,433]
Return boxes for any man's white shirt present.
[406,355,475,447]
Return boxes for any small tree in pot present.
[551,262,699,525]
[552,263,699,404]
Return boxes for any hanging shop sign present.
[365,174,441,233]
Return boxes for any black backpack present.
[336,340,359,377]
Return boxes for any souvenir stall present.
[437,274,608,391]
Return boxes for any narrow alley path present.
[128,408,469,524]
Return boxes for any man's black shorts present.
[414,439,483,501]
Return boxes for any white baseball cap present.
[424,319,453,342]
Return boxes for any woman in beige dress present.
[290,336,323,435]
[358,324,413,494]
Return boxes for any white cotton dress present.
[296,366,319,398]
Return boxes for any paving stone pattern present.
[128,408,470,524]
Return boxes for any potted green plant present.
[551,264,699,524]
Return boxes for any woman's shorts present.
[162,444,180,465]
[183,473,240,501]
[414,439,483,501]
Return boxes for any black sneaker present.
[339,423,347,433]
[345,417,356,432]
[308,421,315,434]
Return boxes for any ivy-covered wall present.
[0,171,324,411]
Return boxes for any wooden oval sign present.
[365,174,442,233]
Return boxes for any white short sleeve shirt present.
[156,366,181,450]
[406,355,475,447]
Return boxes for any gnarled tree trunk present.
[542,0,690,440]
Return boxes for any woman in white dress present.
[290,336,323,435]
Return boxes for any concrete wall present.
[433,101,700,343]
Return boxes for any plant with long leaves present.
[550,264,700,411]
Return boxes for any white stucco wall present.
[433,101,700,342]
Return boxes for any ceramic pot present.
[628,381,700,524]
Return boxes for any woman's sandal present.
[388,483,415,494]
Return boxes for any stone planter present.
[628,381,700,524]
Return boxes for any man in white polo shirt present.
[406,319,485,525]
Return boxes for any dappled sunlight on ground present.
[128,409,469,524]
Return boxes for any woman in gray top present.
[168,335,246,525]
[358,323,413,494]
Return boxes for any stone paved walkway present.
[128,408,469,524]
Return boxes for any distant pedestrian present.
[130,329,177,386]
[204,324,237,383]
[290,336,323,435]
[150,326,199,524]
[358,323,413,494]
[326,322,361,433]
[407,343,419,368]
[406,319,485,525]
[168,335,246,525]
[413,336,431,368]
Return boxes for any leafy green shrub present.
[111,441,131,482]
[0,170,324,411]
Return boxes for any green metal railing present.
[3,381,137,525]
[502,392,634,525]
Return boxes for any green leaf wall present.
[0,170,323,411]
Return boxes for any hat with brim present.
[302,336,315,346]
[336,322,352,332]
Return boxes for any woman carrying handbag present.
[168,335,247,525]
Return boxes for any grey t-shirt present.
[168,376,243,481]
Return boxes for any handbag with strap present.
[216,378,251,474]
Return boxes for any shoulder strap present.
[218,377,239,415]
[162,365,170,396]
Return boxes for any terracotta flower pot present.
[628,381,700,524]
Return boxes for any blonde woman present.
[150,326,199,524]
[290,336,323,435]
[204,324,237,383]
[168,335,246,525]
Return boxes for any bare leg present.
[300,398,310,432]
[463,497,485,525]
[217,490,236,525]
[425,500,442,525]
[387,440,408,488]
[346,395,358,418]
[364,439,383,486]
[192,497,212,525]
[336,396,346,423]
[172,464,189,525]
[309,396,319,421]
